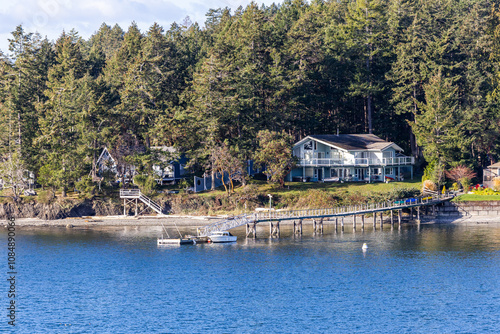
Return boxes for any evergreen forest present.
[2,0,500,196]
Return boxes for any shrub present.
[75,175,96,199]
[133,175,156,196]
[445,165,477,185]
[422,161,444,185]
[472,187,498,196]
[460,177,472,192]
[422,180,437,194]
[22,196,36,203]
[294,189,337,209]
[37,190,56,204]
[389,187,421,199]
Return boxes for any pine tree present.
[36,32,92,196]
[412,70,466,166]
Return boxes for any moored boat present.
[157,237,195,245]
[208,231,237,243]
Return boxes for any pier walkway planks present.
[197,194,454,237]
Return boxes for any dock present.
[197,193,455,238]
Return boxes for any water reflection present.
[2,222,499,333]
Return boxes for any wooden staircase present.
[120,189,163,215]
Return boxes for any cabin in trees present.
[483,162,500,188]
[288,134,414,183]
[96,146,187,184]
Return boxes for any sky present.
[0,0,278,56]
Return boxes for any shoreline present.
[3,213,500,228]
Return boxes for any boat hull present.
[157,238,195,245]
[209,235,237,243]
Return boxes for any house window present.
[385,168,393,175]
[331,150,341,161]
[314,168,323,180]
[304,140,313,150]
[331,169,337,177]
[355,168,365,180]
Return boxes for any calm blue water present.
[1,223,500,333]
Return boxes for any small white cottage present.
[483,162,500,188]
[288,134,414,182]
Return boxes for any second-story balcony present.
[297,156,414,167]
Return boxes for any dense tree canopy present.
[1,0,500,193]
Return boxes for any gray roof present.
[151,146,176,153]
[306,134,400,151]
[487,162,500,168]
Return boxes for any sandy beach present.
[5,213,500,229]
[4,215,221,228]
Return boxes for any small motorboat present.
[208,231,237,243]
[157,237,195,246]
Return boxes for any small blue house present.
[96,146,187,184]
[288,134,414,182]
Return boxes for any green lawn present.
[452,194,500,202]
[196,178,422,197]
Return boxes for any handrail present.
[297,156,414,167]
[197,193,454,236]
[120,189,141,197]
[120,189,163,214]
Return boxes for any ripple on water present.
[1,223,499,333]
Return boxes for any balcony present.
[297,156,414,167]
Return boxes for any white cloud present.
[0,0,279,55]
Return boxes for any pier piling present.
[294,219,303,235]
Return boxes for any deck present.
[297,157,414,167]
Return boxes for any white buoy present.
[362,243,368,250]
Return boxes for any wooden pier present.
[197,193,455,238]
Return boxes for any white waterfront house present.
[288,134,414,182]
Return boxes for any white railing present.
[120,189,163,214]
[197,214,255,237]
[139,194,162,214]
[297,156,414,167]
[120,189,140,197]
[254,193,452,221]
[196,193,454,236]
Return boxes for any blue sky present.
[0,0,278,55]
